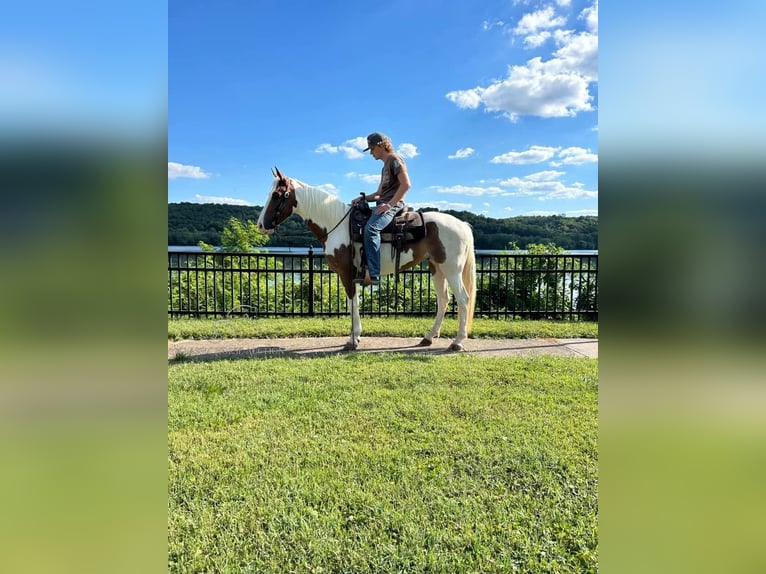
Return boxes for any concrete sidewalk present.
[169,337,598,362]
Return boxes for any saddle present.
[350,201,427,280]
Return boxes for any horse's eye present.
[272,191,281,199]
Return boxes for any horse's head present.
[257,166,297,234]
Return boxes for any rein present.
[269,200,352,245]
[317,207,352,243]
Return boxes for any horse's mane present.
[291,178,348,226]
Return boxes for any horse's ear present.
[271,167,277,177]
[274,166,284,180]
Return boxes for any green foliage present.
[168,252,287,316]
[448,211,598,250]
[475,243,597,320]
[198,216,269,253]
[169,203,598,250]
[169,354,598,573]
[169,202,321,247]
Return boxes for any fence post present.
[308,246,315,316]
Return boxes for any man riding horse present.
[351,132,410,286]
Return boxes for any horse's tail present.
[462,234,477,335]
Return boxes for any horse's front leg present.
[343,291,362,351]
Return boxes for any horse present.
[256,167,476,352]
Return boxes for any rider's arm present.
[386,165,411,207]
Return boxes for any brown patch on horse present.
[423,222,447,263]
[305,219,328,248]
[398,222,447,271]
[325,243,356,298]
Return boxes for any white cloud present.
[513,7,566,36]
[580,0,598,34]
[447,52,594,120]
[407,200,473,211]
[320,137,419,159]
[491,145,559,164]
[168,162,210,180]
[446,3,598,120]
[343,148,365,159]
[524,170,566,181]
[345,136,368,156]
[345,172,380,184]
[191,194,251,205]
[524,31,552,48]
[315,143,338,154]
[550,146,598,165]
[491,146,597,166]
[550,30,598,81]
[397,143,419,159]
[482,19,505,31]
[315,137,366,159]
[448,147,476,159]
[445,89,483,109]
[346,136,367,148]
[499,177,598,200]
[431,184,508,197]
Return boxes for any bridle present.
[268,166,295,230]
[271,186,292,225]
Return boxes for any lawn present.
[168,316,598,341]
[169,352,598,573]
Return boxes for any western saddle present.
[349,199,427,281]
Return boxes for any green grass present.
[168,317,598,341]
[169,354,598,573]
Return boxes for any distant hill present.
[168,202,598,250]
[168,203,263,246]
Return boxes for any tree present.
[198,217,269,253]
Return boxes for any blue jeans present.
[363,203,402,279]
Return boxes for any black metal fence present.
[168,248,597,320]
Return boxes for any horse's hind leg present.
[419,266,449,346]
[445,269,470,352]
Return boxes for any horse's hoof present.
[342,343,358,352]
[418,338,433,347]
[448,343,465,352]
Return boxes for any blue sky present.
[169,0,598,217]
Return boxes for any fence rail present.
[168,248,597,320]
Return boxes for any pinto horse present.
[257,167,476,351]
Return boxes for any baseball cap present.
[362,132,388,152]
